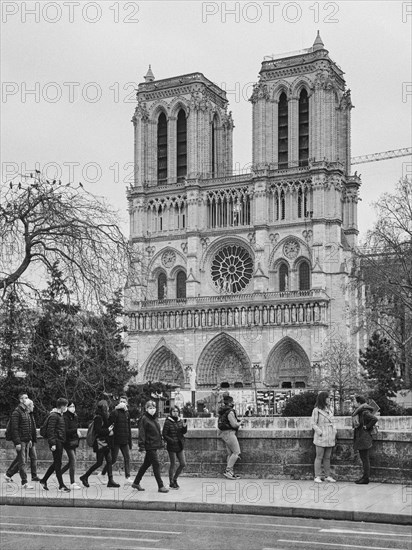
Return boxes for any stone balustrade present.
[129,291,329,332]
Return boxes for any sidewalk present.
[1,474,411,525]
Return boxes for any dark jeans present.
[6,441,30,484]
[61,447,76,484]
[359,449,370,479]
[101,444,130,477]
[133,450,164,488]
[8,442,37,480]
[83,446,113,479]
[42,441,65,488]
[168,449,186,481]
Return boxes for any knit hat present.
[223,394,234,404]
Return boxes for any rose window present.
[211,245,253,294]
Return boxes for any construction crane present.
[351,148,412,165]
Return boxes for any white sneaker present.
[325,476,336,483]
[22,483,34,489]
[314,477,323,483]
[223,470,238,480]
[4,474,13,483]
[70,483,82,490]
[124,477,132,485]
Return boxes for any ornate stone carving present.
[283,239,300,260]
[269,233,279,245]
[162,250,176,268]
[249,82,270,104]
[181,242,188,254]
[146,246,155,257]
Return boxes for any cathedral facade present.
[125,33,362,398]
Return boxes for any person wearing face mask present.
[79,400,120,489]
[131,400,169,493]
[61,402,82,489]
[101,396,132,484]
[40,397,70,492]
[162,406,188,489]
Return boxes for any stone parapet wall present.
[1,417,411,484]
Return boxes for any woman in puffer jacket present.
[162,406,188,489]
[311,391,337,484]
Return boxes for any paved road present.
[1,506,411,550]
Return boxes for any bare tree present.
[357,177,412,385]
[0,174,132,308]
[314,337,365,414]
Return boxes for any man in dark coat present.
[352,395,378,485]
[101,395,132,483]
[6,398,40,483]
[4,392,34,489]
[40,397,69,492]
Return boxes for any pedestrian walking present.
[61,401,81,489]
[79,400,120,488]
[131,400,169,493]
[4,392,34,489]
[218,394,242,480]
[40,397,70,492]
[101,396,132,485]
[162,405,187,489]
[6,399,41,484]
[352,394,378,485]
[311,390,337,483]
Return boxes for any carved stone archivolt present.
[265,337,311,387]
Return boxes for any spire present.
[313,30,324,51]
[144,65,155,82]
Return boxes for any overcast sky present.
[1,0,411,239]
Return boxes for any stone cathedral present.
[125,33,362,401]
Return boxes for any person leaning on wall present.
[352,394,378,485]
[311,390,337,484]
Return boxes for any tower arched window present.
[176,271,187,299]
[279,263,289,292]
[176,109,187,182]
[158,272,167,300]
[299,261,310,291]
[278,92,288,169]
[281,190,286,220]
[157,112,168,184]
[211,114,218,177]
[299,89,309,167]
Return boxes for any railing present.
[133,289,329,309]
[127,292,329,333]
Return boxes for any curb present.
[1,496,410,525]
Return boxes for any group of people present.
[217,391,379,484]
[5,390,378,490]
[5,394,188,493]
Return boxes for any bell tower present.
[251,31,352,174]
[132,68,234,187]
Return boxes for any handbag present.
[67,438,79,449]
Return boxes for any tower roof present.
[313,30,325,51]
[144,65,155,82]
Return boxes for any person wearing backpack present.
[101,396,132,485]
[39,397,70,492]
[218,394,242,480]
[79,400,120,489]
[311,391,337,483]
[5,399,41,484]
[352,394,378,485]
[60,401,82,489]
[4,392,34,489]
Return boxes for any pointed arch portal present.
[197,333,252,387]
[144,346,185,386]
[265,337,311,388]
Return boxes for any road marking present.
[320,529,412,537]
[0,522,180,535]
[274,541,409,550]
[0,531,164,545]
[185,518,318,529]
